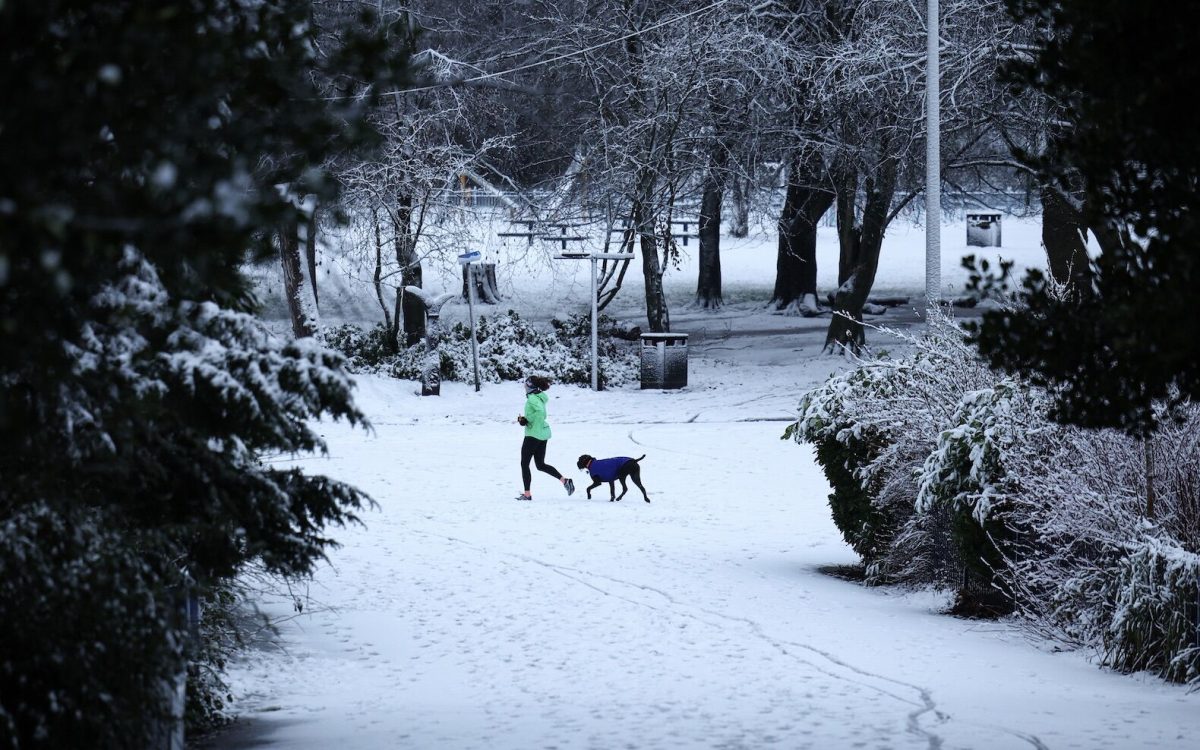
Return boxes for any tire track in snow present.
[622,425,1049,750]
[410,525,938,747]
[526,529,1051,750]
[536,559,947,750]
[397,517,1048,750]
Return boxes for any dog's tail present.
[632,454,646,462]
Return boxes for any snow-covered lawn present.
[214,370,1195,750]
[212,218,1195,749]
[255,213,1061,333]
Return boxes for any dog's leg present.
[616,477,629,501]
[608,481,617,502]
[630,466,650,503]
[586,479,602,499]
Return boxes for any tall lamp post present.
[926,0,941,305]
[554,251,636,390]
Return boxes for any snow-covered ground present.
[209,218,1196,749]
[250,211,1059,333]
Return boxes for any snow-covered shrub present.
[1103,539,1200,683]
[555,312,643,386]
[444,309,576,382]
[996,408,1200,684]
[328,310,639,387]
[792,310,1200,682]
[790,309,1002,587]
[323,323,398,371]
[789,366,894,565]
[914,381,1049,614]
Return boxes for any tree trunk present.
[393,193,425,347]
[302,197,319,308]
[1041,185,1091,291]
[638,197,668,332]
[278,219,314,339]
[825,160,898,352]
[834,166,859,287]
[770,152,833,313]
[371,209,396,353]
[695,160,724,309]
[728,175,750,238]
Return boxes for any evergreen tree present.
[968,1,1200,434]
[0,1,407,746]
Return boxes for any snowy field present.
[209,218,1196,750]
[249,211,1061,334]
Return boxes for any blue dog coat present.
[587,457,635,482]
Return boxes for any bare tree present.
[539,1,733,331]
[790,0,1020,350]
[754,1,839,316]
[328,2,514,349]
[688,6,781,309]
[314,0,1030,347]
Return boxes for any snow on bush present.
[788,365,894,567]
[999,409,1200,683]
[791,310,1200,683]
[913,379,1055,614]
[1104,538,1200,684]
[3,249,373,742]
[789,308,1000,590]
[326,309,639,387]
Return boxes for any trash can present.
[966,212,1002,247]
[640,332,689,389]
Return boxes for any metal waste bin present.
[640,332,688,389]
[966,212,1002,247]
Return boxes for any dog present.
[576,454,649,503]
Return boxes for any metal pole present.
[467,263,481,392]
[925,0,941,305]
[590,256,599,390]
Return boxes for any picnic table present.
[496,230,539,245]
[669,218,702,246]
[606,218,702,246]
[498,219,588,246]
[538,234,588,250]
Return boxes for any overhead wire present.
[369,0,732,98]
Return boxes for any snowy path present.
[210,369,1197,750]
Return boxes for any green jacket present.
[523,391,551,440]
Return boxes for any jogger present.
[515,375,574,500]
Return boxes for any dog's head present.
[576,454,594,471]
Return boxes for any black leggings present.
[520,436,561,491]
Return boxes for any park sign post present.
[457,251,482,391]
[553,251,636,390]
